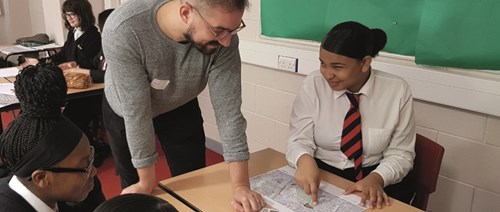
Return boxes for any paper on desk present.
[0,45,34,54]
[0,67,19,77]
[31,43,62,50]
[0,83,15,95]
[250,166,366,212]
[0,83,18,108]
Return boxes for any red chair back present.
[411,134,445,210]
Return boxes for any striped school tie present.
[340,93,363,181]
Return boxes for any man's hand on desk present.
[344,172,391,209]
[231,185,265,212]
[121,182,154,195]
[121,164,156,195]
[228,161,265,212]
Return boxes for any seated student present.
[48,1,102,155]
[18,3,108,162]
[94,193,178,212]
[63,8,114,83]
[49,0,101,68]
[286,21,416,209]
[62,8,115,167]
[0,64,105,211]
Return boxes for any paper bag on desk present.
[64,71,90,89]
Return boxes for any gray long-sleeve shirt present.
[102,0,249,168]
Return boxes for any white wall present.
[0,0,7,44]
[41,0,65,45]
[0,0,33,44]
[28,0,45,35]
[199,1,500,212]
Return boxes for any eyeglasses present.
[39,146,95,178]
[191,6,246,40]
[63,12,77,19]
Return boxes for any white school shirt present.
[9,175,58,212]
[74,28,84,41]
[286,69,416,186]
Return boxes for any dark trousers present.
[102,96,206,188]
[63,95,103,141]
[315,158,415,204]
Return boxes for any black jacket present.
[89,49,106,83]
[0,177,38,212]
[50,26,101,69]
[0,176,105,212]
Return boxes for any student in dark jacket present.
[50,0,110,169]
[62,8,114,167]
[16,8,114,168]
[70,8,114,83]
[49,0,101,69]
[0,64,104,212]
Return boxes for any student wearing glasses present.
[46,0,110,168]
[101,0,263,211]
[0,64,104,211]
[49,0,101,69]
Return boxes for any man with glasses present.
[102,0,264,211]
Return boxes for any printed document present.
[251,166,366,212]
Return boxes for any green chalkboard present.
[261,0,500,70]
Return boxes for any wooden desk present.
[158,149,422,212]
[152,187,195,211]
[0,76,104,111]
[0,76,103,132]
[0,44,60,62]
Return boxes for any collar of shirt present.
[333,69,375,100]
[74,28,84,41]
[9,175,58,212]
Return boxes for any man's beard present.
[184,32,221,55]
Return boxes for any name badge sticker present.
[150,79,170,90]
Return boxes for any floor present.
[97,144,224,198]
[1,111,225,199]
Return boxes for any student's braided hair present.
[0,64,67,171]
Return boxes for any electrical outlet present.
[278,55,298,72]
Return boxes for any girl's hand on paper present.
[344,172,390,209]
[294,154,320,206]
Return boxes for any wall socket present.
[278,55,298,72]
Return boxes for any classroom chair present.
[411,134,445,210]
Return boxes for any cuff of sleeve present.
[371,166,392,187]
[223,151,250,162]
[286,145,314,168]
[292,152,313,168]
[131,152,159,168]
